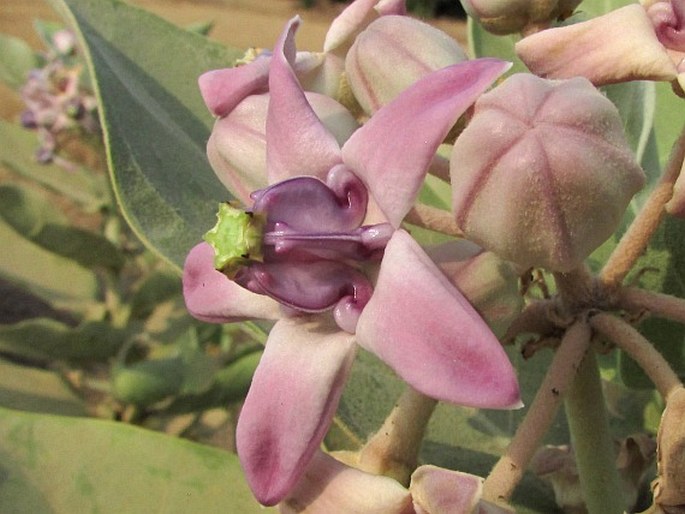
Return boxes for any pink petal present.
[236,316,357,506]
[376,0,408,15]
[281,451,415,513]
[410,465,483,514]
[342,58,511,227]
[182,242,281,322]
[515,5,677,86]
[267,17,343,183]
[355,230,521,409]
[198,58,271,117]
[324,0,380,53]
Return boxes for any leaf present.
[0,318,128,362]
[0,185,124,270]
[621,215,685,388]
[0,33,38,89]
[0,358,87,416]
[48,0,245,271]
[0,119,107,208]
[0,406,274,513]
[0,216,98,311]
[112,357,186,406]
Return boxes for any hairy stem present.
[564,349,624,514]
[405,204,464,237]
[356,386,438,485]
[600,124,685,288]
[482,320,592,502]
[618,286,685,325]
[590,312,682,400]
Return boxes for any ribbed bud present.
[345,15,467,114]
[451,74,646,272]
[460,0,581,35]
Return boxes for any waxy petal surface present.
[324,0,380,53]
[281,451,414,514]
[198,58,270,117]
[182,243,281,322]
[410,465,483,514]
[267,17,343,183]
[355,230,521,408]
[342,58,510,227]
[236,317,356,506]
[516,5,677,85]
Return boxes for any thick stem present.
[590,312,682,400]
[482,320,592,502]
[405,204,464,237]
[600,124,685,288]
[564,349,624,514]
[356,386,438,485]
[618,286,685,325]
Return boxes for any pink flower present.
[184,16,520,506]
[515,2,685,92]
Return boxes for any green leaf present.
[129,270,182,320]
[112,357,185,406]
[0,358,87,416]
[621,215,685,388]
[0,33,38,89]
[49,0,244,271]
[0,318,128,362]
[0,216,98,311]
[0,406,274,513]
[0,185,124,270]
[0,119,107,209]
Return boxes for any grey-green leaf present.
[49,0,244,271]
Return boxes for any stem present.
[356,386,437,485]
[405,204,464,237]
[600,124,685,288]
[564,349,624,514]
[590,312,683,400]
[553,266,597,312]
[618,286,685,325]
[482,320,592,502]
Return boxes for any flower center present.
[204,167,393,333]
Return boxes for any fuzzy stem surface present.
[482,320,591,502]
[564,349,624,514]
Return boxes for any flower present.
[450,73,646,272]
[344,15,468,114]
[280,450,513,514]
[515,2,685,92]
[184,16,520,506]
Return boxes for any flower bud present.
[451,74,646,272]
[345,15,467,114]
[430,239,523,338]
[207,92,359,205]
[460,0,581,36]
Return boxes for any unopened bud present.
[345,15,467,114]
[451,74,645,272]
[460,0,581,35]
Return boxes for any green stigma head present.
[203,202,264,276]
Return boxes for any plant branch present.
[600,124,685,288]
[618,286,685,325]
[482,319,592,503]
[590,312,682,400]
[356,386,438,486]
[405,204,464,237]
[564,349,624,514]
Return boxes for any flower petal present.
[515,5,677,86]
[410,465,483,514]
[267,17,343,183]
[236,316,357,506]
[281,451,415,514]
[355,230,521,408]
[182,242,281,322]
[341,58,510,227]
[198,57,270,117]
[324,0,380,53]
